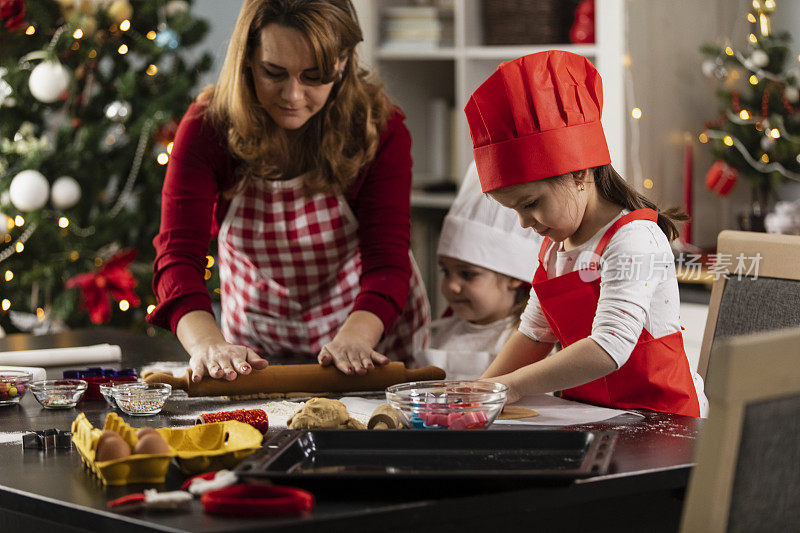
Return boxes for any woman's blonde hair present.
[200,0,391,193]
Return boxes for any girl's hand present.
[187,341,269,382]
[481,374,522,404]
[318,336,390,375]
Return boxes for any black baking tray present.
[235,429,617,485]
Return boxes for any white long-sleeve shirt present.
[518,210,708,416]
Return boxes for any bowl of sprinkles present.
[112,382,172,416]
[0,370,33,406]
[29,379,88,409]
[99,380,147,408]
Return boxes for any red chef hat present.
[465,51,611,193]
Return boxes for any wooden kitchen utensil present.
[143,362,445,397]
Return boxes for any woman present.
[148,0,430,383]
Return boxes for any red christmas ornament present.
[705,160,738,197]
[154,120,179,144]
[0,0,26,31]
[569,0,595,44]
[65,249,141,324]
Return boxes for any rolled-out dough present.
[497,406,538,420]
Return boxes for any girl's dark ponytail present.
[592,164,688,241]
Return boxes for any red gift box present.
[705,160,738,197]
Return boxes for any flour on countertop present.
[0,432,26,445]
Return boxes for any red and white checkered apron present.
[218,175,430,363]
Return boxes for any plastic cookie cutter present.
[409,413,445,429]
[184,470,315,517]
[107,470,314,517]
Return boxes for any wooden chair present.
[680,326,800,532]
[697,230,800,380]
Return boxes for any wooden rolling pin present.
[143,362,445,397]
[367,404,405,430]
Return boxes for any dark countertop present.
[0,328,700,532]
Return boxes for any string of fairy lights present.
[0,6,187,320]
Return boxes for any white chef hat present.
[437,162,543,282]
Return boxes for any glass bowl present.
[112,382,172,416]
[386,380,508,430]
[29,379,88,409]
[98,379,147,408]
[0,370,33,406]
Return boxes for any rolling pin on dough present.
[144,362,446,397]
[368,404,405,429]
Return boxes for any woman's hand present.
[318,337,389,375]
[176,310,268,382]
[188,340,269,382]
[317,310,388,375]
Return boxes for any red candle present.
[682,136,693,245]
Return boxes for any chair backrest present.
[697,230,800,380]
[680,326,800,533]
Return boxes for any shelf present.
[376,47,457,60]
[410,190,456,209]
[464,44,599,60]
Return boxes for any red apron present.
[217,175,430,363]
[532,209,701,417]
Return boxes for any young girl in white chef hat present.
[466,50,708,417]
[414,162,542,380]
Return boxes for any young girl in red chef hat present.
[466,51,708,417]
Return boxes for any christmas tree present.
[0,0,213,334]
[699,0,800,232]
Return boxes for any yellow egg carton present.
[71,412,264,486]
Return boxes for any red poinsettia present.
[0,0,26,31]
[66,249,141,324]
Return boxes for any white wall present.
[187,0,243,91]
[771,0,800,204]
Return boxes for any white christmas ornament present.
[9,170,50,211]
[761,135,775,151]
[785,86,800,103]
[0,67,13,108]
[701,60,717,78]
[0,213,9,237]
[51,176,82,209]
[765,201,800,235]
[165,0,189,17]
[28,61,71,103]
[104,100,131,122]
[750,50,769,68]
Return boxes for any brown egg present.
[95,430,132,462]
[132,432,170,455]
[136,427,158,439]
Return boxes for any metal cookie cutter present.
[22,429,73,450]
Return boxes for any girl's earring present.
[578,183,585,191]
